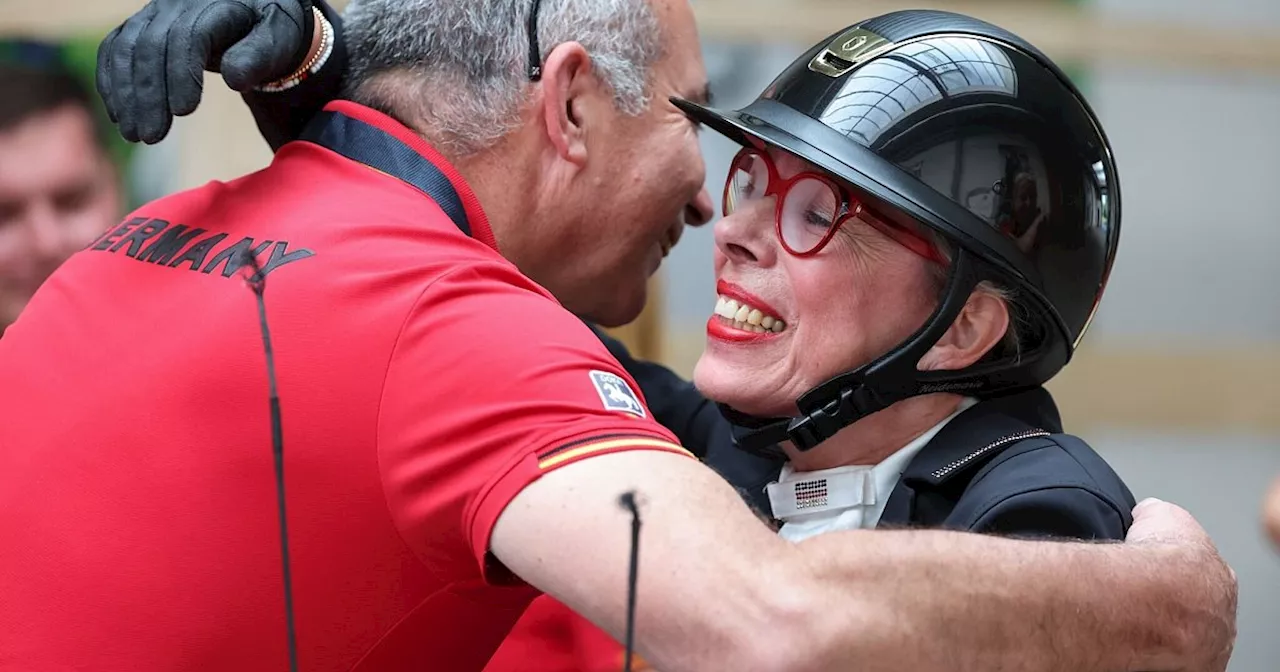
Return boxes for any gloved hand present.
[96,0,315,144]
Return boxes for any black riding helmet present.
[673,10,1121,457]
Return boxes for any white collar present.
[769,397,978,542]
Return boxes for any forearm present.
[792,530,1225,672]
[492,451,812,672]
[242,0,348,151]
[493,451,1231,672]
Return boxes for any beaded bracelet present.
[256,6,334,93]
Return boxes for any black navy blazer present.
[873,386,1136,539]
[715,386,1134,540]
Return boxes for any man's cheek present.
[67,212,115,250]
[0,234,28,269]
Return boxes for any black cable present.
[618,491,641,672]
[526,0,544,80]
[240,250,300,672]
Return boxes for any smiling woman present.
[674,9,1138,542]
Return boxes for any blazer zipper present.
[931,429,1051,480]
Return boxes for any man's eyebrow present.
[684,83,712,105]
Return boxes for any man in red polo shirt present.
[2,98,667,670]
[1,1,1237,671]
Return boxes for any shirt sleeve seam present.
[466,426,689,583]
[371,268,690,581]
[372,266,472,570]
[465,425,688,538]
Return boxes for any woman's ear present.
[918,288,1011,372]
[537,42,594,166]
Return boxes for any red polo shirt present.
[487,595,646,672]
[0,101,688,672]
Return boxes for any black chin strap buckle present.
[726,384,884,457]
[784,415,828,453]
[787,387,869,452]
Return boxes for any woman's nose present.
[713,197,776,267]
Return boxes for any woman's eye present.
[804,209,834,228]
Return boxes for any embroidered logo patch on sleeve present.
[588,370,646,418]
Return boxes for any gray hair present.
[927,234,1028,364]
[342,0,665,156]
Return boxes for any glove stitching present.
[263,1,307,34]
[264,0,312,67]
[170,1,247,109]
[185,1,255,58]
[119,10,160,140]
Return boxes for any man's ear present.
[537,42,596,166]
[917,288,1011,372]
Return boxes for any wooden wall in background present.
[604,276,665,363]
[663,331,1280,434]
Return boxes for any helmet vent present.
[814,51,855,74]
[808,27,895,78]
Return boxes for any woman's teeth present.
[714,295,786,333]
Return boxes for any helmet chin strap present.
[722,249,990,459]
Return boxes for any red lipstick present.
[706,316,777,343]
[716,280,782,319]
[707,280,785,344]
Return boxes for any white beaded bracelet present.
[256,6,334,93]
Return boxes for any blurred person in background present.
[0,60,122,336]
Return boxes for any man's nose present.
[684,186,714,227]
[26,207,70,261]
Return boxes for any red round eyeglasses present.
[723,148,944,263]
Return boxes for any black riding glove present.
[96,0,314,144]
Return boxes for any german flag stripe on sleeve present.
[536,434,692,471]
